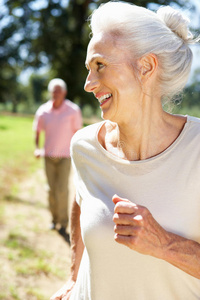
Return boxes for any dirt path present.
[0,167,75,300]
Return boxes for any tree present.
[29,73,49,104]
[0,0,35,111]
[0,0,196,112]
[182,68,200,107]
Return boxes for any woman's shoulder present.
[187,115,200,125]
[182,115,200,145]
[186,115,200,134]
[71,121,104,147]
[70,121,105,164]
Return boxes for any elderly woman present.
[51,2,200,300]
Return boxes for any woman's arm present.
[70,198,85,281]
[160,232,200,279]
[112,195,200,279]
[50,197,84,300]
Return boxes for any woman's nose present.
[84,72,100,93]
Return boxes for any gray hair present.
[90,1,199,102]
[48,78,67,92]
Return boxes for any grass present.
[0,113,70,299]
[9,286,21,300]
[4,228,66,277]
[0,203,5,224]
[0,208,68,299]
[0,114,43,169]
[26,288,47,300]
[0,114,44,201]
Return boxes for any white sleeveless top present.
[70,115,200,300]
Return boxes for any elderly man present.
[33,78,82,240]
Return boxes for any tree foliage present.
[183,68,200,107]
[0,0,197,112]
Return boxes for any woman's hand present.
[112,194,200,278]
[50,277,76,300]
[112,194,170,258]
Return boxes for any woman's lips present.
[100,95,112,107]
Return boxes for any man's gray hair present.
[48,78,67,92]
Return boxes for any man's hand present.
[50,278,76,300]
[34,148,43,158]
[112,194,170,258]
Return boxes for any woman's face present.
[84,32,142,123]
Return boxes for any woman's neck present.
[103,100,186,161]
[117,112,167,160]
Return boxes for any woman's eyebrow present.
[86,54,105,66]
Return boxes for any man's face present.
[51,85,66,103]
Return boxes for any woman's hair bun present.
[157,6,193,43]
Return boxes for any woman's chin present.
[101,110,112,121]
[101,113,117,124]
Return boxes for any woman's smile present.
[84,33,141,122]
[96,93,112,106]
[100,96,111,107]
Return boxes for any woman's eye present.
[97,62,104,71]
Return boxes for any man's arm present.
[34,130,41,158]
[50,197,84,300]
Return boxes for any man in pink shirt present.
[33,78,82,241]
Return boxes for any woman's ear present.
[139,54,158,81]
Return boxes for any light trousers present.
[44,157,71,228]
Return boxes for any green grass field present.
[0,114,44,215]
[0,114,70,300]
[0,114,43,170]
[0,114,46,197]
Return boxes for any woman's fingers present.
[112,194,131,205]
[114,233,137,248]
[112,195,168,257]
[114,224,141,235]
[112,194,138,214]
[113,212,143,225]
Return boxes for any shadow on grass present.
[4,194,47,209]
[0,125,9,130]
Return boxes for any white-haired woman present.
[51,2,200,299]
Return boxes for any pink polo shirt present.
[33,99,82,158]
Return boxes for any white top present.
[33,100,82,157]
[70,115,200,300]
